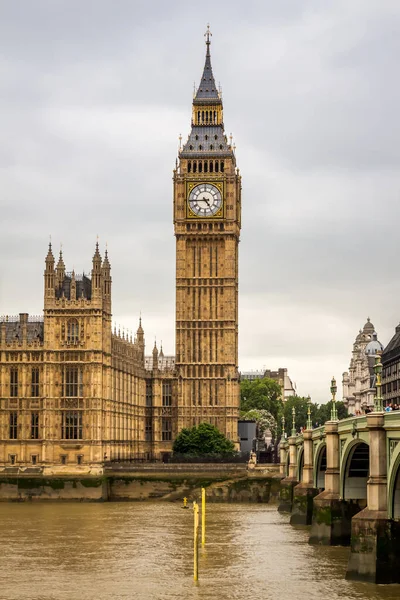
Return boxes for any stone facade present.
[264,368,296,400]
[342,318,383,414]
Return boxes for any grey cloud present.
[1,0,400,401]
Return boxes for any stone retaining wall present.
[0,464,280,502]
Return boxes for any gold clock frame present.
[186,181,225,219]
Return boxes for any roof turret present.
[102,247,110,270]
[56,249,65,274]
[45,242,54,267]
[363,317,375,335]
[93,240,102,266]
[137,316,144,336]
[365,332,384,355]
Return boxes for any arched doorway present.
[315,445,327,490]
[343,442,369,502]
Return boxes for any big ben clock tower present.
[173,27,242,443]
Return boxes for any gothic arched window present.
[67,319,79,344]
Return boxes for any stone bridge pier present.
[309,420,358,545]
[290,429,318,525]
[278,435,298,513]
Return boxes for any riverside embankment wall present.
[0,464,281,502]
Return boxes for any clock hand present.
[201,196,211,206]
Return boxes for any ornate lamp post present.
[306,395,312,430]
[281,415,286,441]
[291,407,296,436]
[330,376,338,421]
[374,353,384,412]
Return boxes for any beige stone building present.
[0,243,179,473]
[342,318,384,414]
[240,368,296,400]
[0,32,241,473]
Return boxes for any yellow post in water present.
[201,487,206,545]
[183,497,187,508]
[193,501,199,581]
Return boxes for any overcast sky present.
[1,0,400,403]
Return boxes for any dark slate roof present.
[195,46,219,101]
[180,125,232,157]
[2,321,44,344]
[382,325,400,363]
[55,274,92,300]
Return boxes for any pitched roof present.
[55,274,92,300]
[180,125,231,157]
[382,325,400,363]
[1,321,44,344]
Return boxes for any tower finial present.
[204,23,212,55]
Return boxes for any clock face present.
[188,183,222,217]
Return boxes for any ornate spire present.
[180,27,233,158]
[56,248,65,272]
[137,316,144,335]
[92,239,102,294]
[205,23,211,55]
[195,24,219,101]
[102,246,110,269]
[152,339,159,372]
[45,241,54,266]
[93,239,102,264]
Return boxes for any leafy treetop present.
[240,377,282,421]
[172,422,236,455]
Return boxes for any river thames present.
[1,503,399,600]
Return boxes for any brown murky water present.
[0,503,399,600]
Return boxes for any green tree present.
[240,377,282,421]
[315,401,347,426]
[172,422,235,455]
[281,396,318,437]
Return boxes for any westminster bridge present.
[278,410,400,584]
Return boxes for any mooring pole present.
[193,501,199,581]
[201,487,206,546]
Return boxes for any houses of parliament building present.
[0,31,242,473]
